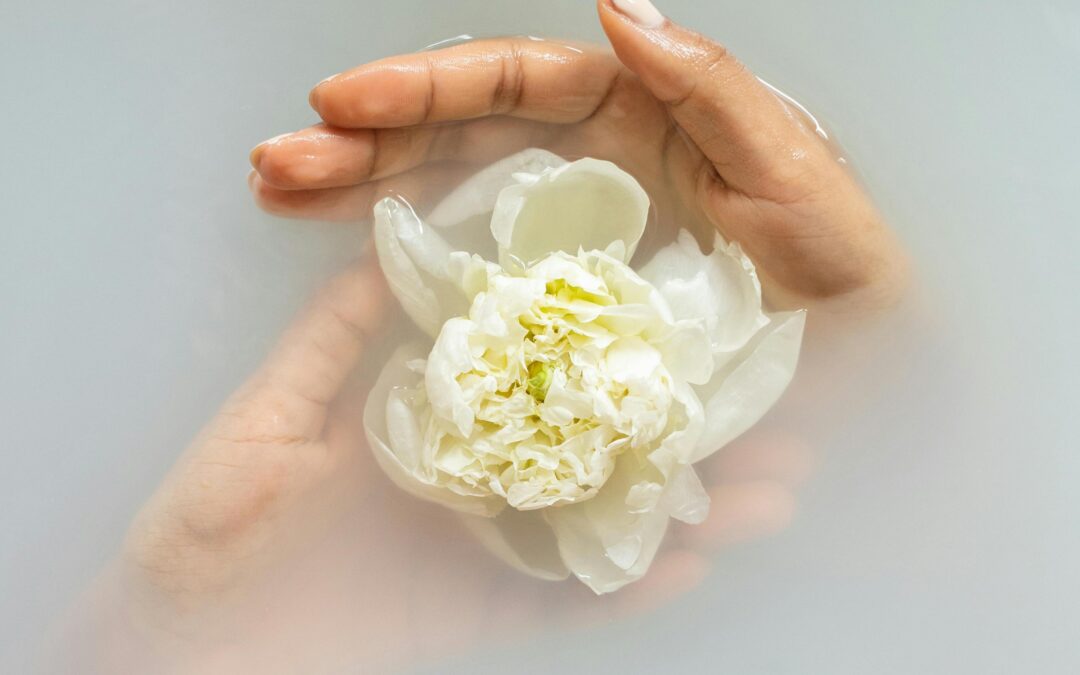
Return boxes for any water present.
[1,0,1078,672]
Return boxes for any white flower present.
[364,149,805,593]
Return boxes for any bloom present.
[364,149,805,593]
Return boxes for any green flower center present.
[526,360,553,402]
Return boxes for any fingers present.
[249,161,474,222]
[706,430,815,488]
[227,255,389,440]
[308,38,621,128]
[250,117,552,192]
[597,0,831,201]
[611,549,709,614]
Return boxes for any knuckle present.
[491,40,526,114]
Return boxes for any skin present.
[68,1,905,672]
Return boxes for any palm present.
[123,329,800,672]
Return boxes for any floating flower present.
[364,149,804,593]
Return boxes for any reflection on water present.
[2,0,1078,673]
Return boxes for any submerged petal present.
[490,158,650,268]
[427,146,570,239]
[690,311,806,463]
[363,343,504,517]
[459,508,570,581]
[659,465,710,525]
[374,197,475,336]
[639,229,769,368]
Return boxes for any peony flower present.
[364,149,805,593]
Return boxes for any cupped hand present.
[68,2,905,671]
[250,0,907,313]
[85,255,807,674]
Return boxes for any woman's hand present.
[250,0,907,313]
[84,255,807,673]
[64,2,899,671]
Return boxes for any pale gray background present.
[2,0,1078,673]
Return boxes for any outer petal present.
[490,158,650,269]
[374,150,568,335]
[363,343,504,517]
[428,147,568,259]
[459,508,570,581]
[638,229,769,369]
[690,310,807,463]
[659,465,710,525]
[374,197,475,336]
[543,457,670,594]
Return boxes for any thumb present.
[597,0,831,202]
[222,253,389,441]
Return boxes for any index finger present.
[308,38,621,128]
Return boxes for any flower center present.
[421,252,678,510]
[525,360,553,402]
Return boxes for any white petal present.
[638,229,769,366]
[428,148,569,250]
[659,465,710,525]
[459,508,570,581]
[604,336,662,385]
[544,457,669,594]
[690,310,806,463]
[373,197,474,336]
[490,158,650,268]
[363,343,504,517]
[654,320,714,386]
[424,317,478,436]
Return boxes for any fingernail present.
[248,133,289,169]
[308,74,338,111]
[612,0,665,28]
[249,143,266,169]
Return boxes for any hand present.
[65,1,901,670]
[68,255,810,673]
[250,0,907,313]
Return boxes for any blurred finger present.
[249,161,474,222]
[706,431,815,488]
[226,256,388,440]
[308,38,621,128]
[682,481,796,550]
[612,548,709,615]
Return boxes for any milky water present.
[2,0,1078,673]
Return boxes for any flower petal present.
[690,310,806,463]
[490,158,650,268]
[428,148,568,260]
[658,465,710,525]
[638,229,769,368]
[423,317,479,437]
[459,508,570,581]
[653,319,714,386]
[363,342,504,517]
[544,457,670,594]
[374,196,476,336]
